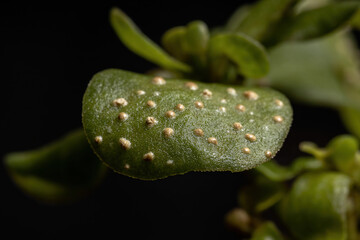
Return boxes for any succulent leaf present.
[340,107,360,139]
[110,7,191,73]
[268,32,360,110]
[162,26,188,62]
[251,222,285,240]
[256,157,324,182]
[239,173,286,213]
[235,0,299,42]
[4,129,107,204]
[208,33,269,80]
[268,2,359,44]
[82,69,292,180]
[279,172,351,240]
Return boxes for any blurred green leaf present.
[267,32,360,109]
[280,172,351,240]
[256,160,295,182]
[235,0,299,41]
[184,21,209,56]
[269,2,359,44]
[208,33,269,80]
[299,141,327,160]
[4,129,107,204]
[110,7,191,73]
[224,5,250,32]
[340,107,360,139]
[162,26,188,62]
[251,222,285,240]
[239,174,286,213]
[351,9,360,29]
[290,156,325,173]
[256,157,324,182]
[327,135,358,173]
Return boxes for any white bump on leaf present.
[119,138,131,150]
[208,137,218,145]
[146,117,158,127]
[195,101,204,109]
[94,136,103,144]
[112,98,128,107]
[143,152,155,161]
[227,88,237,96]
[273,115,284,123]
[185,82,198,90]
[243,91,258,100]
[118,112,129,121]
[152,76,166,85]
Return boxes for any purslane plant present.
[4,0,360,239]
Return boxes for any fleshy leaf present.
[255,157,324,182]
[224,5,251,32]
[280,172,351,240]
[82,69,292,180]
[239,174,286,213]
[110,7,191,73]
[269,2,359,44]
[4,129,107,204]
[184,21,209,56]
[255,160,294,182]
[208,33,269,79]
[327,135,358,173]
[267,32,360,109]
[161,26,188,62]
[340,107,360,139]
[235,0,299,42]
[251,222,285,240]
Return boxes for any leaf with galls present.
[82,69,292,180]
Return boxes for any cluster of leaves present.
[110,0,360,137]
[3,0,360,239]
[226,135,360,239]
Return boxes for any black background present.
[1,0,356,239]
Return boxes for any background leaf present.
[340,107,360,139]
[267,32,360,110]
[208,33,269,80]
[4,129,107,204]
[280,172,351,240]
[235,0,299,42]
[110,7,191,73]
[268,2,359,44]
[251,222,284,240]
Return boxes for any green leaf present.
[161,26,188,62]
[184,21,209,56]
[270,2,359,44]
[235,0,299,41]
[290,156,325,173]
[208,33,269,80]
[239,174,286,213]
[110,7,191,73]
[299,141,327,160]
[251,222,285,240]
[82,69,292,180]
[255,160,295,182]
[351,9,360,29]
[224,5,251,32]
[267,33,354,109]
[327,135,358,173]
[256,157,324,182]
[4,129,107,204]
[340,107,360,139]
[280,172,351,240]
